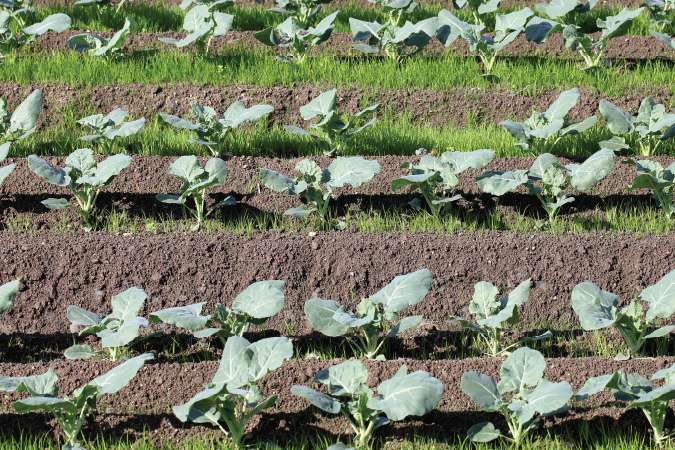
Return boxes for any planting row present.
[3,0,675,69]
[4,335,675,449]
[3,267,675,361]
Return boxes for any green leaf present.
[259,168,308,195]
[109,287,147,321]
[41,198,70,210]
[326,157,381,188]
[0,279,21,314]
[441,149,494,173]
[640,269,675,321]
[212,336,250,385]
[564,148,615,190]
[367,370,443,420]
[168,156,204,183]
[0,368,58,396]
[632,385,675,408]
[158,114,199,130]
[22,14,71,43]
[291,385,341,413]
[525,378,573,415]
[64,344,98,360]
[100,316,148,348]
[300,90,337,120]
[461,371,501,411]
[476,170,529,196]
[202,158,227,185]
[232,280,285,319]
[88,353,154,394]
[574,374,613,401]
[149,303,209,330]
[13,397,78,414]
[314,360,369,396]
[220,101,274,128]
[368,269,431,312]
[66,148,96,175]
[173,386,223,422]
[470,281,500,321]
[599,99,636,134]
[93,17,138,56]
[28,155,70,187]
[304,298,349,337]
[467,422,501,442]
[571,282,619,330]
[67,305,102,326]
[387,315,423,337]
[239,337,293,384]
[497,347,545,394]
[495,8,533,34]
[437,9,468,46]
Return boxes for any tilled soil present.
[0,155,670,230]
[33,30,674,60]
[1,225,675,338]
[0,356,672,445]
[2,81,673,133]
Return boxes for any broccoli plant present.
[598,98,675,157]
[477,149,615,225]
[450,0,504,27]
[462,347,573,445]
[572,269,675,360]
[562,7,645,69]
[77,108,145,154]
[0,0,35,28]
[0,278,22,315]
[254,11,338,63]
[284,90,379,156]
[68,17,139,59]
[158,0,234,56]
[439,9,533,75]
[392,149,494,217]
[292,360,443,447]
[159,101,274,157]
[150,280,286,345]
[64,287,155,361]
[349,17,438,61]
[576,366,675,446]
[643,0,673,33]
[499,88,598,156]
[156,155,234,231]
[623,158,675,218]
[304,269,431,360]
[0,13,71,60]
[28,149,132,230]
[0,142,17,188]
[174,336,292,449]
[0,89,42,142]
[451,279,552,356]
[0,354,153,450]
[369,0,418,27]
[254,0,331,29]
[259,157,380,229]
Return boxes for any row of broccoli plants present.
[4,265,675,363]
[4,273,675,448]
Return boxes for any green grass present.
[22,1,661,35]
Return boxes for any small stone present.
[311,241,320,250]
[155,377,164,386]
[305,367,313,378]
[415,148,428,156]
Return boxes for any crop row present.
[3,265,675,449]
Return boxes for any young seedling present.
[598,98,675,156]
[0,278,22,315]
[499,88,598,156]
[439,8,534,75]
[156,155,235,231]
[77,108,145,154]
[451,279,552,356]
[64,287,156,361]
[392,149,494,216]
[477,149,615,226]
[349,16,438,61]
[562,7,645,69]
[68,17,139,59]
[159,101,274,157]
[284,89,379,156]
[623,158,675,218]
[254,11,338,63]
[304,269,431,360]
[158,0,234,56]
[150,280,286,345]
[255,0,332,29]
[174,336,292,449]
[0,89,42,142]
[292,360,443,447]
[462,347,573,445]
[576,365,675,446]
[369,0,418,27]
[28,148,132,230]
[260,156,380,229]
[0,354,153,450]
[572,269,675,360]
[0,13,71,59]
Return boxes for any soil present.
[32,29,675,60]
[0,356,672,446]
[2,81,673,134]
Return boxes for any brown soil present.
[2,81,673,133]
[32,0,645,10]
[0,356,672,446]
[32,30,675,60]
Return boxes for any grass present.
[3,49,674,95]
[20,2,662,35]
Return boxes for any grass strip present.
[2,50,673,95]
